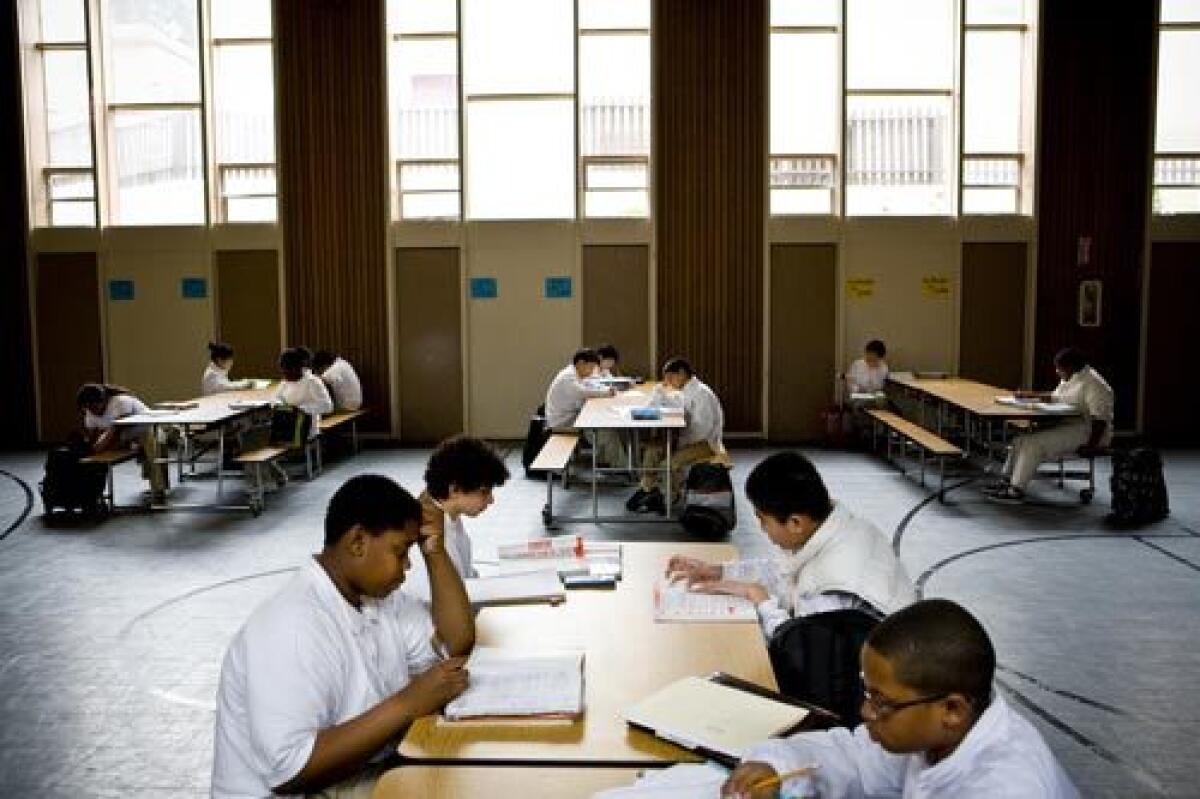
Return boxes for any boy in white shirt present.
[627,357,727,514]
[666,451,914,637]
[202,342,254,396]
[723,599,1079,799]
[275,347,334,438]
[543,348,614,429]
[987,347,1114,503]
[212,474,475,798]
[845,339,889,396]
[403,436,511,603]
[596,343,621,379]
[312,349,364,411]
[76,382,167,500]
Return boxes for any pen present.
[748,765,818,791]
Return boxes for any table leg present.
[217,433,225,499]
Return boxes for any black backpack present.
[270,407,313,449]
[768,608,881,727]
[1109,447,1169,526]
[679,462,736,539]
[40,437,109,517]
[522,404,551,480]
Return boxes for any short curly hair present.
[424,436,511,500]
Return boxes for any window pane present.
[112,108,204,224]
[1161,0,1200,23]
[963,157,1019,186]
[964,30,1022,153]
[389,0,458,34]
[400,161,459,192]
[585,161,647,189]
[965,0,1026,26]
[771,32,838,155]
[403,192,461,219]
[107,0,200,103]
[51,200,96,226]
[43,50,92,166]
[771,0,839,27]
[226,197,277,223]
[213,44,275,163]
[580,35,649,156]
[210,0,271,38]
[1154,188,1200,215]
[390,38,459,159]
[1155,31,1200,153]
[40,0,86,42]
[771,188,833,215]
[847,0,954,90]
[579,0,650,30]
[222,165,276,198]
[463,0,573,95]
[466,99,574,219]
[48,171,94,200]
[846,95,953,215]
[963,187,1017,214]
[585,190,648,218]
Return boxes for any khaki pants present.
[1002,421,1092,490]
[137,431,168,495]
[639,440,717,495]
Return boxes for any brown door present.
[1144,242,1200,444]
[960,243,1028,389]
[397,248,463,444]
[215,250,281,380]
[582,245,651,378]
[769,244,836,443]
[36,253,103,442]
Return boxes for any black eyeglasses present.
[861,685,949,720]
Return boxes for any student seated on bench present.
[76,383,168,502]
[275,347,334,438]
[626,357,726,514]
[202,341,255,395]
[845,339,890,396]
[544,348,621,467]
[595,343,622,379]
[666,451,914,637]
[986,347,1113,503]
[212,475,474,799]
[312,349,363,411]
[404,436,511,603]
[722,599,1078,799]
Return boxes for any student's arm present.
[422,543,475,656]
[273,657,468,795]
[1079,377,1113,452]
[727,726,908,799]
[665,554,721,583]
[92,428,118,452]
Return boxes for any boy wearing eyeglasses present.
[722,599,1078,799]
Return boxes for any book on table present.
[653,579,758,623]
[463,570,566,607]
[494,536,623,580]
[442,647,585,721]
[154,400,199,411]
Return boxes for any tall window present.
[210,0,277,222]
[102,0,204,225]
[769,0,840,215]
[462,0,575,220]
[578,0,650,218]
[961,0,1033,214]
[389,0,461,220]
[23,0,96,227]
[1154,0,1200,215]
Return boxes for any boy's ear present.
[940,693,974,730]
[345,524,369,557]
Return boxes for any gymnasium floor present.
[0,444,1196,797]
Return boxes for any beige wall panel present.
[216,250,281,381]
[582,245,650,379]
[397,247,463,444]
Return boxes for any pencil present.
[748,764,818,791]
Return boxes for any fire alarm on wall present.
[1077,236,1092,266]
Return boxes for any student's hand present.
[401,657,469,717]
[665,556,721,584]
[721,761,780,799]
[419,503,445,556]
[691,580,770,605]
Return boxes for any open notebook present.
[463,571,566,607]
[653,579,758,623]
[591,763,730,799]
[443,647,585,721]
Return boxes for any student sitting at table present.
[665,451,914,636]
[544,348,623,467]
[845,339,889,396]
[626,357,727,514]
[212,475,474,799]
[985,347,1114,503]
[403,435,511,603]
[312,349,363,411]
[596,343,621,379]
[276,347,334,438]
[722,599,1079,799]
[77,382,168,501]
[202,341,254,396]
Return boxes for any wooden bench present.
[319,409,366,454]
[81,448,139,510]
[868,410,963,500]
[233,445,292,515]
[532,433,581,526]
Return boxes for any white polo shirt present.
[212,557,438,798]
[275,374,334,437]
[544,365,608,429]
[84,393,149,443]
[403,500,476,603]
[321,357,363,411]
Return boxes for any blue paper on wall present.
[470,277,498,299]
[182,277,207,299]
[109,279,134,301]
[545,276,572,299]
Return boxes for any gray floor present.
[0,444,1197,797]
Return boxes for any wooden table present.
[372,766,645,799]
[397,542,775,767]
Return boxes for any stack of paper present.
[495,537,623,580]
[591,763,729,799]
[443,647,585,720]
[653,580,757,623]
[1034,401,1076,414]
[463,571,566,607]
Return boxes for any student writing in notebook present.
[403,435,511,603]
[212,475,474,799]
[845,339,889,395]
[201,342,255,395]
[722,599,1079,799]
[596,343,621,379]
[665,451,914,637]
[77,383,169,501]
[275,346,334,437]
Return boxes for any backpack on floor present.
[1109,447,1169,526]
[39,437,108,517]
[270,407,313,450]
[522,404,551,480]
[679,462,736,539]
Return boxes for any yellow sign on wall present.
[921,274,952,298]
[846,277,876,299]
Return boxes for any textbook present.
[624,674,816,764]
[653,579,758,623]
[443,647,585,721]
[495,536,624,579]
[463,571,566,607]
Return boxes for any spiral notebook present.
[443,647,585,721]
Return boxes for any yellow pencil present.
[748,764,818,791]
